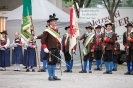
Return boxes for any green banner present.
[21,0,33,42]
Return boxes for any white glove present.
[33,36,37,40]
[44,48,49,53]
[60,50,63,56]
[73,50,76,54]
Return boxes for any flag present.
[69,7,80,55]
[20,0,33,42]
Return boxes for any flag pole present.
[30,17,41,71]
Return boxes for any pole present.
[78,40,83,71]
[30,17,41,71]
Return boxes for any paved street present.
[0,65,133,88]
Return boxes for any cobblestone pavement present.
[0,65,133,88]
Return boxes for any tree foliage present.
[102,0,121,32]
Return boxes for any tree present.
[103,0,121,32]
[64,0,92,7]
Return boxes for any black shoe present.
[89,71,92,73]
[94,68,100,70]
[130,72,133,75]
[63,70,70,72]
[14,70,18,71]
[124,72,131,75]
[30,67,33,69]
[103,71,109,74]
[79,70,87,73]
[41,69,46,72]
[112,68,117,71]
[70,70,72,72]
[53,76,61,80]
[48,77,55,81]
[99,68,102,71]
[32,69,35,72]
[109,71,113,74]
[26,69,30,72]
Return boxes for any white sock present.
[2,67,6,70]
[17,64,20,70]
[15,64,18,70]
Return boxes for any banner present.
[21,0,33,42]
[69,7,79,55]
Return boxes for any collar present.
[106,30,112,33]
[49,25,58,32]
[96,32,102,35]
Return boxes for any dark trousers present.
[64,51,72,61]
[126,48,133,62]
[45,48,60,65]
[83,52,93,61]
[103,50,113,62]
[94,50,102,60]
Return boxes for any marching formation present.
[0,13,133,81]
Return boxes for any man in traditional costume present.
[123,22,133,75]
[62,26,76,72]
[41,13,61,81]
[79,26,94,73]
[101,22,116,74]
[93,25,103,71]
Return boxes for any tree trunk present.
[79,0,84,7]
[110,14,115,32]
[85,0,91,7]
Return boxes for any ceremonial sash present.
[45,28,61,43]
[83,33,94,56]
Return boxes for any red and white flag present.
[69,7,79,55]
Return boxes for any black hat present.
[95,25,101,29]
[125,23,133,27]
[85,26,93,30]
[47,13,58,23]
[0,30,8,35]
[105,23,113,27]
[65,26,70,30]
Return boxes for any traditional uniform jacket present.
[12,37,24,64]
[80,32,94,61]
[62,33,76,61]
[101,31,116,61]
[101,31,116,51]
[92,32,103,60]
[0,38,10,67]
[25,40,37,67]
[113,42,120,62]
[41,26,61,65]
[123,31,133,62]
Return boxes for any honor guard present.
[62,26,76,72]
[12,32,25,71]
[41,13,61,81]
[25,39,37,72]
[112,35,120,71]
[101,22,116,74]
[123,22,133,75]
[79,26,94,73]
[0,30,10,71]
[93,25,103,71]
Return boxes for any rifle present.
[103,26,106,54]
[126,30,130,55]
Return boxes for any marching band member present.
[93,25,103,71]
[25,39,37,72]
[0,30,10,71]
[62,26,76,72]
[79,26,94,73]
[12,32,25,71]
[41,13,61,81]
[101,22,116,74]
[123,22,133,75]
